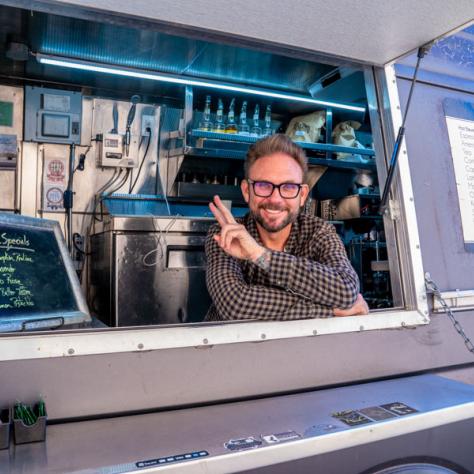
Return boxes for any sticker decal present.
[332,410,372,426]
[225,436,263,451]
[135,451,208,468]
[380,402,418,416]
[304,423,341,437]
[261,431,301,444]
[359,406,397,421]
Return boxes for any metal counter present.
[2,374,474,473]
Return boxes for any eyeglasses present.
[247,179,304,199]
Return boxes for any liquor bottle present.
[250,104,261,137]
[214,98,225,132]
[263,105,272,136]
[225,98,238,133]
[239,101,250,135]
[199,95,212,131]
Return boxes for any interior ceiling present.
[14,0,474,66]
[0,4,338,99]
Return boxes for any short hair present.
[244,134,308,182]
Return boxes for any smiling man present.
[205,134,368,321]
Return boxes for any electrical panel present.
[24,86,82,144]
[97,132,137,168]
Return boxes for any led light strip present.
[36,54,366,113]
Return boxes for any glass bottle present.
[250,104,261,137]
[199,95,212,131]
[239,101,250,135]
[263,105,272,136]
[225,98,238,133]
[214,98,225,132]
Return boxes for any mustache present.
[258,204,288,212]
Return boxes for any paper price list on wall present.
[446,115,474,245]
[0,232,35,311]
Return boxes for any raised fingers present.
[213,195,236,224]
[209,201,226,227]
[220,223,244,250]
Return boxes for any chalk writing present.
[0,223,78,320]
[0,232,36,312]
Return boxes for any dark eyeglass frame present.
[247,179,305,199]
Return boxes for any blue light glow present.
[37,55,366,113]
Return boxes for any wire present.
[129,128,152,193]
[142,216,179,266]
[106,169,131,196]
[72,232,92,256]
[73,144,92,173]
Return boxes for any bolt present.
[409,197,414,201]
[261,333,266,340]
[359,325,364,331]
[416,244,420,249]
[137,343,144,350]
[68,348,75,355]
[401,321,406,327]
[203,338,208,345]
[313,330,318,335]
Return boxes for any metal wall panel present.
[397,79,474,292]
[2,309,474,420]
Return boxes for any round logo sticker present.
[46,187,64,208]
[47,160,65,181]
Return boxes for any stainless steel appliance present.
[90,199,213,326]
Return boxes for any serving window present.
[0,3,429,361]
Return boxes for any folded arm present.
[262,224,359,309]
[205,229,333,321]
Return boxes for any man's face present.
[241,152,309,233]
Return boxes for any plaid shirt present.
[205,212,359,321]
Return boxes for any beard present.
[251,203,300,233]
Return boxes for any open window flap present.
[17,0,474,66]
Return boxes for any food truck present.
[0,1,474,472]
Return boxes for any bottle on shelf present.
[199,95,213,131]
[250,104,261,137]
[225,98,238,134]
[239,101,250,135]
[263,105,272,136]
[214,98,225,132]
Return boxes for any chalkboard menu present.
[0,213,89,331]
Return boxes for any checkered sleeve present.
[205,224,333,320]
[265,222,359,309]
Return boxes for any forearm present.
[205,229,333,320]
[207,262,332,320]
[264,250,359,308]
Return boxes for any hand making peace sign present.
[209,195,265,261]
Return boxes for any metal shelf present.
[191,129,375,157]
[179,140,377,172]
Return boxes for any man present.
[205,134,369,321]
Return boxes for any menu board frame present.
[0,212,90,332]
[444,98,474,252]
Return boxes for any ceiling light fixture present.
[36,54,366,113]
